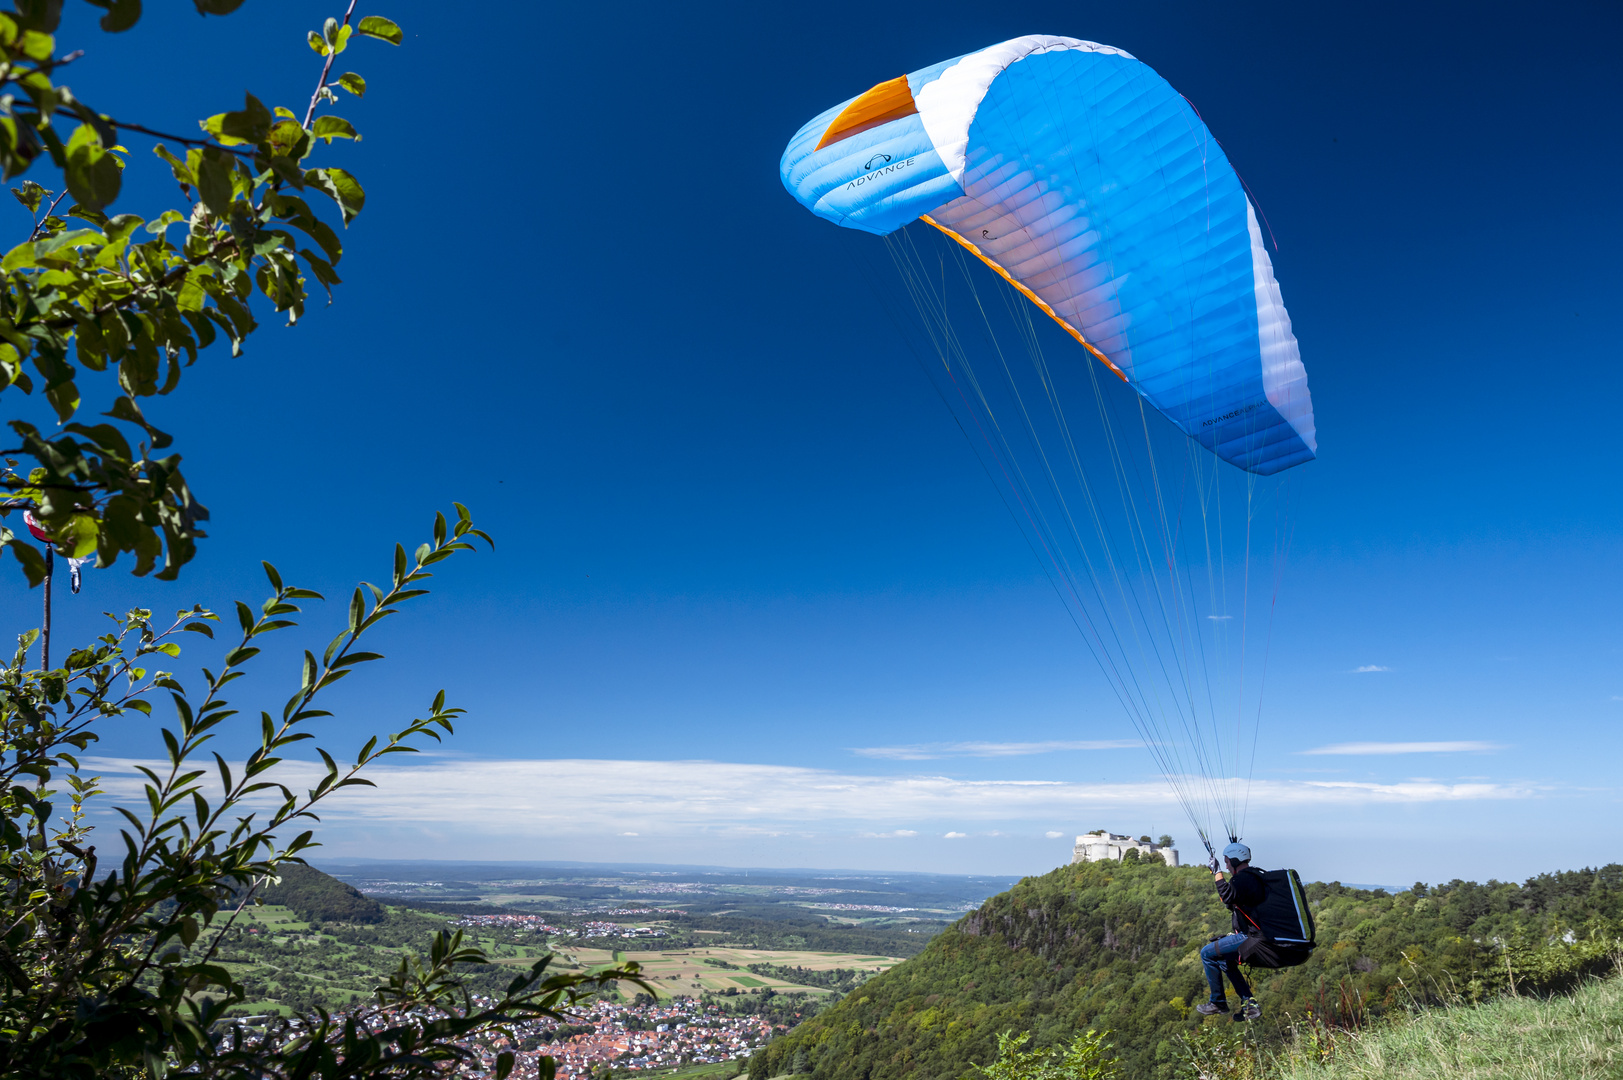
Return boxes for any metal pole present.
[42,545,52,671]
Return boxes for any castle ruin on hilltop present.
[1071,831,1180,867]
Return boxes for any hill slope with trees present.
[260,864,386,925]
[748,858,1623,1080]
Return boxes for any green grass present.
[1269,973,1623,1080]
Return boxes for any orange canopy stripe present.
[814,76,919,150]
[919,214,1127,382]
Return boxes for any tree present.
[0,5,646,1077]
[0,0,382,584]
[975,1030,1118,1080]
[1158,835,1174,849]
[1,510,645,1078]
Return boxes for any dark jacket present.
[1215,866,1267,935]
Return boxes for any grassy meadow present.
[1262,972,1623,1080]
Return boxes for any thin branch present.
[105,119,254,156]
[196,873,265,967]
[302,0,360,129]
[28,49,84,75]
[27,190,68,242]
[0,480,99,491]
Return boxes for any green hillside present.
[259,862,385,924]
[748,859,1623,1080]
[1265,970,1623,1080]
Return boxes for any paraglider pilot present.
[1196,842,1264,1020]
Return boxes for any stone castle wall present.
[1071,832,1179,867]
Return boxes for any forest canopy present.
[260,864,385,924]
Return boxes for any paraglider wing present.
[781,35,1315,475]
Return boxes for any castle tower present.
[1071,831,1178,867]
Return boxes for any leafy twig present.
[303,0,360,128]
[26,190,68,242]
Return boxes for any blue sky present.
[20,0,1623,885]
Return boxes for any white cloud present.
[620,832,639,837]
[850,739,1139,760]
[78,756,1535,846]
[1206,615,1232,621]
[1352,665,1391,673]
[1045,830,1065,839]
[1300,741,1504,756]
[944,832,967,839]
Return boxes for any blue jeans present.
[1200,933,1253,1003]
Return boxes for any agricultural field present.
[210,901,904,1014]
[610,947,903,999]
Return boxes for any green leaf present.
[64,124,122,212]
[235,600,255,634]
[356,15,402,44]
[195,147,234,217]
[192,0,247,13]
[304,167,364,225]
[6,536,46,587]
[33,226,104,257]
[201,92,273,147]
[17,28,53,60]
[144,208,185,234]
[299,248,341,292]
[151,143,194,186]
[1,239,36,272]
[266,118,308,159]
[337,72,366,97]
[11,179,45,213]
[43,376,80,422]
[92,0,142,32]
[307,29,328,55]
[310,116,358,144]
[176,266,212,312]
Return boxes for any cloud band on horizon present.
[1301,741,1505,756]
[850,739,1139,760]
[79,756,1535,843]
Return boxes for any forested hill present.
[260,863,385,924]
[748,858,1623,1080]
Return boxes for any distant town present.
[521,995,778,1078]
[449,913,671,938]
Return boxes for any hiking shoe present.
[1194,1001,1229,1016]
[1239,999,1262,1021]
